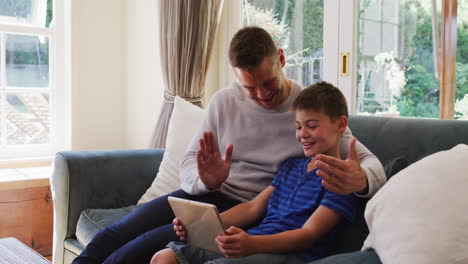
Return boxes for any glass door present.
[354,0,466,119]
[241,0,330,86]
[238,0,466,118]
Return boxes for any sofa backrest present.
[329,115,468,255]
[348,115,468,166]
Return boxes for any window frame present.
[0,0,70,160]
[439,0,458,119]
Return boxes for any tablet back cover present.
[168,197,225,253]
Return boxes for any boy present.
[151,82,357,264]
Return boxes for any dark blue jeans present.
[310,250,381,264]
[72,189,240,264]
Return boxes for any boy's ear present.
[338,116,348,132]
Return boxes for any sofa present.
[50,115,468,264]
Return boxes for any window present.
[356,0,467,119]
[242,0,324,86]
[0,0,67,159]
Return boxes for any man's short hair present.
[229,26,278,71]
[292,81,349,120]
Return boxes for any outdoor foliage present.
[397,2,438,117]
[360,0,467,118]
[243,2,289,47]
[456,21,468,104]
[269,0,323,57]
[399,4,468,118]
[244,0,324,84]
[1,0,53,88]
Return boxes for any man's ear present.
[278,48,286,68]
[338,116,348,132]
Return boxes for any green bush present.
[397,5,468,118]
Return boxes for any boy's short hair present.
[293,81,349,120]
[229,26,278,71]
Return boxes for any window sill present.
[0,157,52,169]
[0,165,52,191]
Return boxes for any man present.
[73,26,385,264]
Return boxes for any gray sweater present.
[180,80,386,202]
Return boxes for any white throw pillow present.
[362,144,468,264]
[138,97,205,204]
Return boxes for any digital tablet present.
[168,196,225,253]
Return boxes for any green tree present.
[249,0,323,57]
[457,22,468,64]
[302,0,323,56]
[457,62,468,100]
[46,0,53,27]
[398,2,439,117]
[274,0,295,28]
[399,1,468,117]
[456,22,468,101]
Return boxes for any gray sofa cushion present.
[348,116,468,166]
[383,156,409,179]
[76,205,140,247]
[64,238,84,257]
[64,239,83,264]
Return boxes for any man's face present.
[234,52,288,110]
[295,110,346,157]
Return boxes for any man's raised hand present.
[315,137,368,195]
[196,131,234,190]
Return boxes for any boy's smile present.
[301,141,316,150]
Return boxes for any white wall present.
[204,0,242,105]
[125,0,164,149]
[71,0,127,150]
[69,0,232,150]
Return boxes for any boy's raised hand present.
[215,226,253,258]
[315,138,368,195]
[196,131,234,190]
[173,218,187,241]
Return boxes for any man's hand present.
[315,138,368,195]
[196,131,234,190]
[173,218,187,241]
[215,226,253,258]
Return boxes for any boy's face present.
[234,49,289,110]
[295,109,347,158]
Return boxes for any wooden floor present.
[0,180,53,259]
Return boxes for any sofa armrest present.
[50,148,164,242]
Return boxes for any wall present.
[204,1,242,105]
[69,1,233,150]
[71,0,127,150]
[125,0,164,149]
[124,0,232,147]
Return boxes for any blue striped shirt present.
[247,157,357,262]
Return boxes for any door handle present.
[341,52,349,76]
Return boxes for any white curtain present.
[151,0,224,148]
